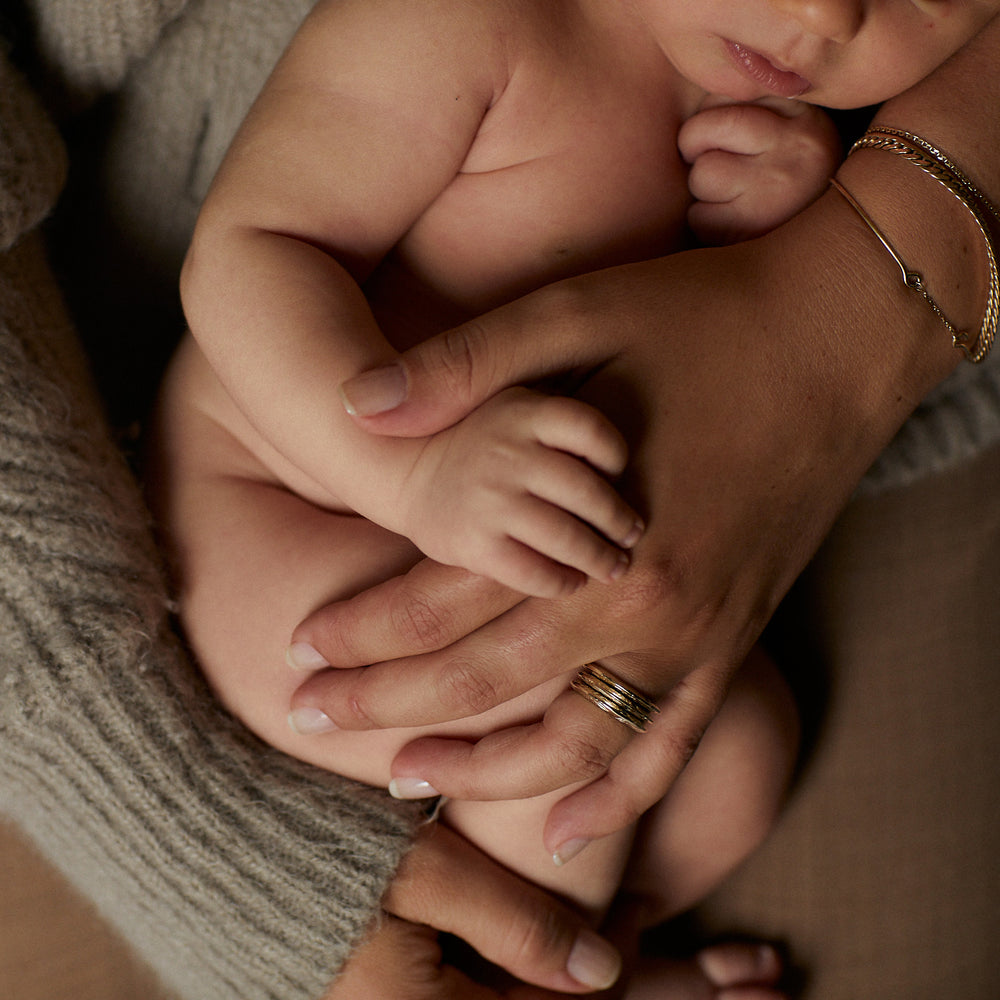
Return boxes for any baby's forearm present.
[181,220,422,529]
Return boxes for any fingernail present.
[552,838,590,866]
[285,642,330,671]
[288,707,338,735]
[622,519,645,549]
[339,364,407,417]
[567,930,621,991]
[608,551,630,581]
[388,777,440,800]
[755,943,781,977]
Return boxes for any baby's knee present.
[720,646,800,796]
[690,645,800,850]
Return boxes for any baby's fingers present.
[529,394,629,478]
[509,495,634,588]
[471,534,590,599]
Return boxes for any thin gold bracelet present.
[828,177,972,350]
[847,127,998,363]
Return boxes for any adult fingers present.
[323,916,579,1000]
[290,593,593,730]
[385,825,622,994]
[389,687,634,801]
[386,646,707,808]
[386,655,727,854]
[337,279,616,436]
[320,915,498,1000]
[288,558,520,669]
[541,660,728,855]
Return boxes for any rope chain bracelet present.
[841,126,999,363]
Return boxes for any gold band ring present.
[570,664,660,734]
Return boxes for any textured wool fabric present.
[102,0,316,281]
[22,0,191,98]
[2,1,999,997]
[859,355,1000,494]
[0,57,66,251]
[0,231,424,1000]
[0,46,423,999]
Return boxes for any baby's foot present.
[625,941,786,1000]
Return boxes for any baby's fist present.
[679,96,842,245]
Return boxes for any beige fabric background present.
[1,443,997,998]
[0,820,173,1000]
[698,441,1000,998]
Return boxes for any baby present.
[149,0,998,992]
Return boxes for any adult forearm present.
[823,15,1000,413]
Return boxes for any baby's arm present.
[678,96,842,246]
[181,0,639,597]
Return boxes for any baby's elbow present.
[178,206,232,337]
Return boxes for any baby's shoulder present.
[333,0,572,73]
[306,0,579,93]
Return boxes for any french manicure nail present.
[339,364,407,417]
[566,930,622,991]
[285,642,330,671]
[388,777,440,800]
[552,838,591,866]
[288,707,338,735]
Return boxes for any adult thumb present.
[339,278,608,436]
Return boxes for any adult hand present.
[290,166,963,857]
[319,823,622,999]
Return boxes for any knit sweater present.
[0,10,422,1000]
[1,1,998,998]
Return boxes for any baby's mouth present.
[726,41,810,98]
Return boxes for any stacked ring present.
[570,663,660,734]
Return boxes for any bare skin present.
[288,14,1000,862]
[153,1,999,996]
[154,0,820,925]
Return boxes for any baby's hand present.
[678,96,842,246]
[400,387,643,598]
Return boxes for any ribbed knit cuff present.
[0,235,423,1000]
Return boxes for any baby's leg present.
[445,789,634,921]
[147,334,572,780]
[624,645,800,927]
[149,336,790,924]
[147,336,626,915]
